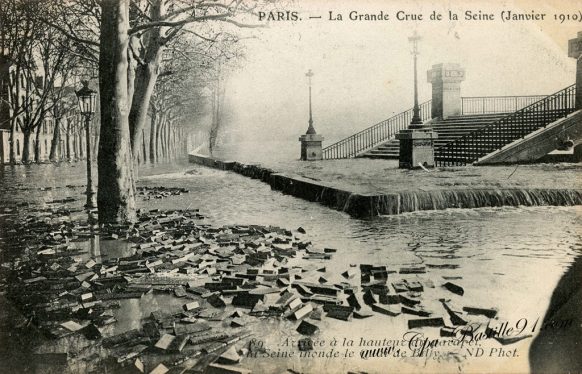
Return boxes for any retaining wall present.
[189,153,582,218]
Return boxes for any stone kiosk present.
[397,62,466,169]
[568,32,582,160]
[427,63,466,119]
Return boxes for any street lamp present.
[305,69,316,134]
[299,69,324,161]
[76,80,97,209]
[408,30,423,127]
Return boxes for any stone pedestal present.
[568,31,582,109]
[396,128,438,169]
[427,63,465,119]
[299,133,324,161]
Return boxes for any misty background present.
[209,0,579,162]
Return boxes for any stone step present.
[359,112,540,159]
[368,149,398,154]
[360,153,399,159]
[444,114,510,120]
[439,117,507,124]
[435,126,490,130]
[375,145,399,150]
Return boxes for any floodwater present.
[0,160,581,373]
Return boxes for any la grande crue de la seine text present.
[258,9,581,24]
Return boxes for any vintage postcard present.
[0,0,580,373]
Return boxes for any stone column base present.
[299,134,324,161]
[396,128,438,169]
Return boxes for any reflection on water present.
[0,162,581,373]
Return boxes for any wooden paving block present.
[154,334,175,350]
[443,282,464,296]
[296,320,319,336]
[293,303,313,320]
[407,317,445,329]
[371,304,400,317]
[206,363,251,374]
[402,306,432,317]
[463,306,497,318]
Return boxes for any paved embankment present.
[189,153,582,218]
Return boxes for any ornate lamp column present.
[396,31,438,169]
[75,81,97,209]
[299,69,324,160]
[306,69,316,134]
[409,31,423,127]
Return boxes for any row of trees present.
[1,0,266,222]
[0,0,82,163]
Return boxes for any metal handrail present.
[436,84,576,166]
[322,100,432,160]
[461,95,547,115]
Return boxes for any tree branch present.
[39,17,100,47]
[129,12,233,35]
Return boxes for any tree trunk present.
[129,57,161,159]
[171,127,177,159]
[128,0,164,159]
[149,110,156,163]
[66,120,71,161]
[49,116,61,162]
[9,120,16,164]
[97,0,136,223]
[127,36,139,111]
[141,128,147,163]
[209,83,219,156]
[165,120,171,159]
[78,128,84,160]
[0,57,10,134]
[22,128,32,163]
[92,122,99,160]
[155,113,163,161]
[34,123,41,162]
[160,120,167,160]
[72,128,78,160]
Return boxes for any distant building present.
[0,64,75,164]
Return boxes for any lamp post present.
[299,69,324,160]
[75,80,97,209]
[396,31,437,169]
[305,69,316,134]
[408,31,423,127]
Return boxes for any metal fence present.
[436,85,576,166]
[322,100,432,160]
[461,95,546,115]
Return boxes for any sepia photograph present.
[0,0,581,373]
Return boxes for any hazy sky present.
[222,0,580,145]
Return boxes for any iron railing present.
[322,100,431,160]
[436,84,576,166]
[461,95,546,115]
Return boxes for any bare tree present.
[0,0,39,163]
[126,0,261,159]
[41,0,264,222]
[97,0,136,223]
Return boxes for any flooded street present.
[0,161,580,373]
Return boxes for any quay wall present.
[189,153,582,218]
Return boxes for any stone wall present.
[189,153,582,218]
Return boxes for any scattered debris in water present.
[0,198,519,373]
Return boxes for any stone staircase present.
[435,84,577,166]
[361,113,508,159]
